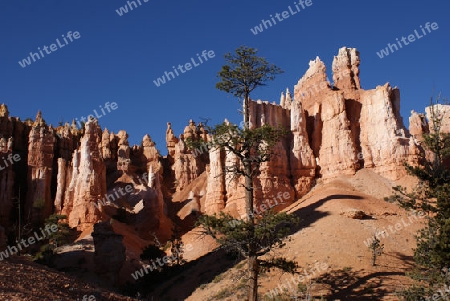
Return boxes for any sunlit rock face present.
[61,119,106,230]
[0,47,437,234]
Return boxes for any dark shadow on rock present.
[131,246,238,300]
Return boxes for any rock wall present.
[425,104,450,134]
[166,120,207,193]
[0,136,15,226]
[289,94,316,196]
[92,222,126,284]
[359,84,417,179]
[61,119,106,230]
[26,111,56,220]
[0,46,441,236]
[0,105,15,226]
[203,101,296,217]
[0,104,169,236]
[292,47,419,182]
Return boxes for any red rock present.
[61,118,106,230]
[25,111,56,220]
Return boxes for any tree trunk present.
[244,93,250,130]
[248,253,258,301]
[244,163,254,217]
[244,94,258,300]
[245,161,258,300]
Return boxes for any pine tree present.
[34,214,73,265]
[395,95,450,299]
[189,46,298,301]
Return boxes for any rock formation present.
[0,46,445,242]
[61,118,106,230]
[168,120,208,192]
[0,136,14,226]
[0,225,6,251]
[358,84,416,179]
[425,104,450,134]
[26,111,56,220]
[116,130,131,173]
[293,47,419,182]
[289,95,316,196]
[92,222,126,284]
[204,145,226,215]
[409,110,428,142]
[332,47,360,91]
[166,122,179,158]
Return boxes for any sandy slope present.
[183,169,425,301]
[0,169,424,300]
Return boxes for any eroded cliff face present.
[25,112,58,223]
[0,46,444,238]
[358,85,417,179]
[292,47,420,183]
[0,105,171,237]
[289,93,316,197]
[165,120,208,194]
[60,119,106,230]
[92,222,126,284]
[0,105,16,226]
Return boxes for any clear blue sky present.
[1,0,448,154]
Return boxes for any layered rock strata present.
[26,111,57,220]
[61,119,106,230]
[0,46,442,234]
[294,46,419,181]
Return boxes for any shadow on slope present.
[128,246,238,300]
[289,194,364,233]
[319,268,404,300]
[313,252,414,300]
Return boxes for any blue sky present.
[0,0,448,154]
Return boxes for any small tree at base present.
[367,234,384,266]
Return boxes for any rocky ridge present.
[0,47,447,243]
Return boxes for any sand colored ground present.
[176,169,425,300]
[0,169,425,300]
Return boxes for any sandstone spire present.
[0,104,9,118]
[293,57,329,112]
[148,165,154,188]
[332,47,361,91]
[166,122,178,157]
[280,91,286,108]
